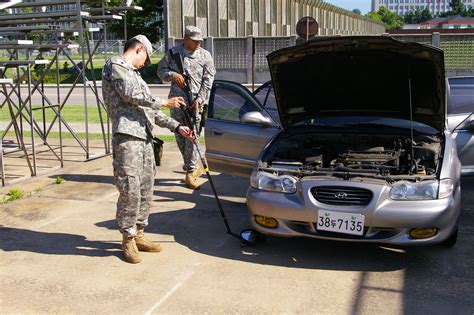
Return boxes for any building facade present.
[421,16,474,28]
[164,0,386,39]
[372,0,474,16]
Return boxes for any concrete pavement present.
[1,141,473,314]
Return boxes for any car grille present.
[311,186,373,206]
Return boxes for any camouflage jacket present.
[102,56,179,140]
[157,45,216,107]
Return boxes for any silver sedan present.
[205,36,462,247]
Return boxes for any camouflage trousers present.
[112,133,155,237]
[170,107,201,172]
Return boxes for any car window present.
[448,77,474,115]
[210,84,262,122]
[254,82,280,124]
[254,82,271,106]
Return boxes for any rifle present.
[169,50,198,132]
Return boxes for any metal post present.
[124,13,127,40]
[102,2,110,152]
[432,32,441,48]
[41,57,46,144]
[164,0,170,51]
[56,48,63,167]
[76,0,89,158]
[27,63,36,176]
[167,36,176,51]
[246,36,254,86]
[206,36,214,57]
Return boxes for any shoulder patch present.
[110,57,129,69]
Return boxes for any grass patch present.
[6,188,24,202]
[54,176,65,184]
[0,105,170,123]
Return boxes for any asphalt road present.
[0,142,473,314]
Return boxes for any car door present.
[447,77,474,175]
[205,80,280,178]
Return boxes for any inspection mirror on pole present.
[296,16,318,44]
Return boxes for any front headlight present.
[390,179,455,200]
[390,180,439,200]
[438,179,454,199]
[250,171,297,193]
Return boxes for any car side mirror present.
[241,111,273,127]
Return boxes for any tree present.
[418,8,433,22]
[109,0,163,42]
[352,9,361,15]
[404,8,432,23]
[367,6,404,29]
[468,7,474,17]
[404,10,416,23]
[449,0,466,15]
[439,0,471,17]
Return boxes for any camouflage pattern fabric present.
[112,134,155,236]
[102,56,180,236]
[102,56,180,140]
[170,107,201,171]
[157,45,215,171]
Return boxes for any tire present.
[441,227,458,247]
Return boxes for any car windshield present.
[448,77,474,115]
[294,116,439,135]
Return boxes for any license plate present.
[317,210,365,236]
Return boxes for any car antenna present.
[408,65,416,175]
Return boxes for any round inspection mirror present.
[240,229,258,245]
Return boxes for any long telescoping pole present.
[179,79,240,240]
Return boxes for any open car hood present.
[267,36,446,132]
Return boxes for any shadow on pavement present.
[49,174,115,184]
[0,226,122,259]
[96,173,411,272]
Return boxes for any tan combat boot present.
[122,235,142,264]
[135,225,163,252]
[184,167,204,190]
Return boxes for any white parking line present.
[144,270,195,315]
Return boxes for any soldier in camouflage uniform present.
[157,25,216,189]
[102,35,194,264]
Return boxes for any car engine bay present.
[259,131,443,182]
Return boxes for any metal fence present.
[170,33,474,84]
[169,36,297,83]
[389,32,474,77]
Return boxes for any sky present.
[325,1,372,14]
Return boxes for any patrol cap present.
[184,26,203,41]
[131,34,152,66]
